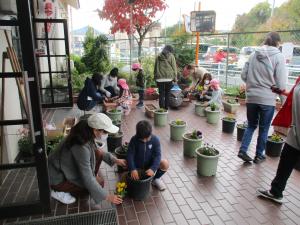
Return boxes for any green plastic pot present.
[222,100,240,114]
[195,102,206,117]
[154,110,168,127]
[170,121,187,141]
[196,148,220,176]
[205,107,220,124]
[106,109,122,121]
[183,133,203,158]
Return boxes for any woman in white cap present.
[48,113,126,205]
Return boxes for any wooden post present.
[195,2,201,66]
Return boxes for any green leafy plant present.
[199,143,218,156]
[227,98,238,104]
[269,133,284,142]
[189,130,202,140]
[156,108,167,113]
[17,128,33,155]
[210,102,219,111]
[223,114,236,122]
[237,121,248,129]
[109,108,121,113]
[46,135,64,155]
[223,85,240,96]
[172,119,186,126]
[117,142,129,155]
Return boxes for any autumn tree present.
[101,0,167,58]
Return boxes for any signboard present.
[190,10,216,32]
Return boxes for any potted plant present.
[237,84,246,105]
[46,135,64,155]
[266,133,284,157]
[112,119,121,130]
[16,128,34,162]
[115,142,128,172]
[196,144,220,176]
[183,130,203,158]
[170,119,187,141]
[145,103,157,118]
[126,169,153,200]
[107,131,123,153]
[222,114,237,134]
[195,101,206,117]
[222,98,240,114]
[205,103,220,124]
[115,182,127,198]
[154,108,168,127]
[106,108,122,122]
[236,121,247,142]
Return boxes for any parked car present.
[279,44,300,66]
[199,43,212,61]
[237,46,258,68]
[204,46,239,64]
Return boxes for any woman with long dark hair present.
[48,113,126,205]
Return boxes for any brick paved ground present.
[1,101,300,225]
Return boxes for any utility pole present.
[128,0,136,76]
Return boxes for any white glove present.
[105,91,111,98]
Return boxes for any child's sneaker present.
[152,179,166,191]
[256,189,283,204]
[51,190,76,204]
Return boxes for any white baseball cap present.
[87,113,119,134]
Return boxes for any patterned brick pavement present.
[1,101,300,225]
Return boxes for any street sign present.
[190,10,216,32]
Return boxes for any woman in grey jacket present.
[48,113,126,205]
[238,32,287,163]
[257,81,300,204]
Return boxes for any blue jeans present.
[240,103,275,157]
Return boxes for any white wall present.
[0,30,22,164]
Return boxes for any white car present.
[237,46,257,69]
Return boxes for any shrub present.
[171,119,186,126]
[189,130,202,139]
[199,143,218,156]
[210,102,219,111]
[269,133,283,142]
[17,128,33,155]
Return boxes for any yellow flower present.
[117,187,122,193]
[121,182,125,187]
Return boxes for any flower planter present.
[145,104,157,118]
[107,131,123,153]
[237,126,246,142]
[265,136,284,157]
[222,118,236,134]
[115,146,128,173]
[170,121,187,141]
[238,98,246,105]
[154,110,168,127]
[195,102,206,117]
[196,148,220,176]
[126,170,153,200]
[222,100,240,114]
[106,109,122,122]
[144,93,159,100]
[205,107,220,124]
[183,133,203,158]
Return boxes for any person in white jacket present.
[100,67,120,97]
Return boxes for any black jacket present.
[136,69,145,88]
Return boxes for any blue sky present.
[72,0,288,33]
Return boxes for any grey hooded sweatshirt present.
[241,45,287,106]
[286,83,300,151]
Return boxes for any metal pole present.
[225,33,229,88]
[271,0,275,17]
[129,3,133,76]
[195,2,201,66]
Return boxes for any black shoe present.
[256,189,283,204]
[253,155,266,164]
[238,151,253,162]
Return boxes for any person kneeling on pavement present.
[48,113,126,205]
[127,120,169,191]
